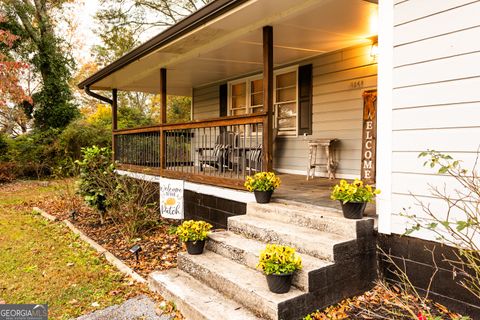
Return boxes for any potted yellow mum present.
[257,244,302,293]
[176,220,212,254]
[244,172,281,203]
[330,179,380,219]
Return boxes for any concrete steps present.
[247,201,374,238]
[149,269,259,320]
[178,251,307,320]
[207,230,334,292]
[149,200,376,320]
[228,215,354,261]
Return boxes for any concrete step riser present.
[206,237,310,291]
[247,203,373,238]
[149,274,211,320]
[178,253,281,320]
[149,270,259,320]
[228,218,335,261]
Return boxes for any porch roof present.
[79,0,378,96]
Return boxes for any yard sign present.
[361,90,377,184]
[160,178,184,219]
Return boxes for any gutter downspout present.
[85,86,113,105]
[84,86,118,164]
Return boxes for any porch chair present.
[197,131,238,172]
[242,128,277,175]
[245,145,263,175]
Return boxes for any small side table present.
[307,139,339,180]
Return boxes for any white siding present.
[192,85,220,120]
[191,44,377,178]
[389,0,480,239]
[275,44,377,178]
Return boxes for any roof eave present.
[78,0,249,90]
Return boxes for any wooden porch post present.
[263,26,273,172]
[160,68,167,124]
[111,88,118,163]
[160,68,167,171]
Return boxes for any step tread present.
[208,230,334,272]
[264,200,343,215]
[251,200,374,222]
[149,269,261,320]
[230,214,353,244]
[179,251,305,310]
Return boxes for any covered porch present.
[79,0,379,193]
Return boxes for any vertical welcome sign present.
[160,178,184,219]
[361,90,377,184]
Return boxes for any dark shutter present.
[219,84,228,117]
[298,64,313,135]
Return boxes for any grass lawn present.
[0,180,150,320]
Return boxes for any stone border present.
[33,207,58,222]
[33,207,146,284]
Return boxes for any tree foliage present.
[1,0,79,130]
[0,14,31,135]
[96,0,213,35]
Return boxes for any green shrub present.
[7,129,61,178]
[76,146,114,223]
[58,120,111,161]
[0,162,17,184]
[0,134,9,161]
[107,177,161,239]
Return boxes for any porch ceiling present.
[86,0,377,96]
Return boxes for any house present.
[79,0,480,318]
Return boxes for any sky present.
[71,0,101,63]
[69,0,166,64]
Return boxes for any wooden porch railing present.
[113,113,267,189]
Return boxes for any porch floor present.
[275,173,376,217]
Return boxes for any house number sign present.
[160,178,185,219]
[361,90,377,184]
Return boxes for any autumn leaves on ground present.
[0,180,179,320]
[0,179,470,320]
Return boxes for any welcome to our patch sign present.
[160,178,184,219]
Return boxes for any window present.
[230,82,247,116]
[228,67,299,136]
[228,77,263,116]
[250,79,264,113]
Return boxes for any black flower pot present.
[266,273,294,294]
[185,240,206,255]
[340,201,367,219]
[254,190,273,204]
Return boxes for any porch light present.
[129,244,142,262]
[369,35,378,60]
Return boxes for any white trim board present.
[375,0,394,235]
[116,169,357,203]
[116,170,255,203]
